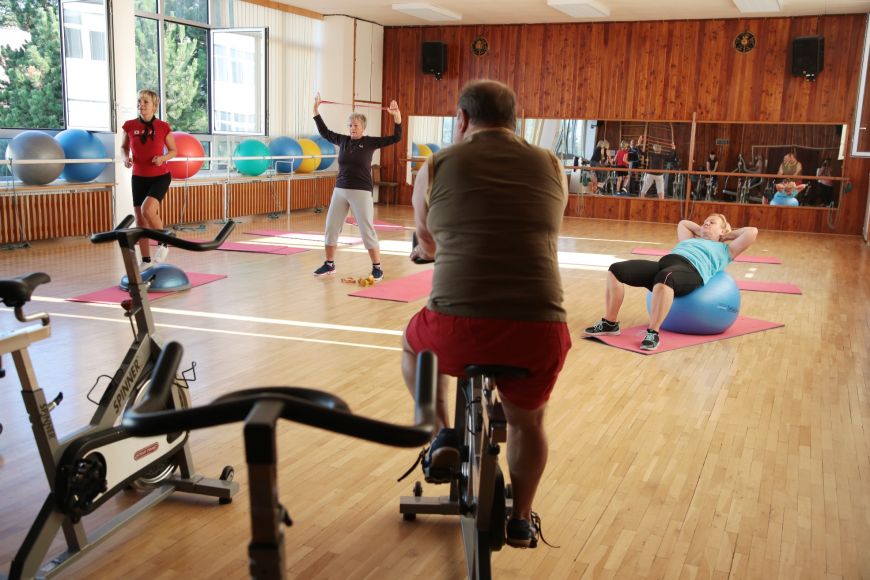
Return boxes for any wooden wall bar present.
[381,15,870,235]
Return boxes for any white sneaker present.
[154,244,170,263]
[138,260,154,272]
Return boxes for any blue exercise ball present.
[120,264,190,293]
[5,131,65,185]
[268,137,303,173]
[770,194,799,207]
[646,272,740,335]
[426,143,441,153]
[234,139,270,176]
[309,136,336,171]
[55,129,108,182]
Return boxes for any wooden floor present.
[0,206,868,579]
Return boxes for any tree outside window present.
[0,0,63,129]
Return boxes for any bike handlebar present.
[90,216,235,251]
[122,342,438,448]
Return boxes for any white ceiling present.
[279,0,870,26]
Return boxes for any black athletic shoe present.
[506,512,556,549]
[313,261,336,276]
[640,329,660,351]
[371,267,384,282]
[584,319,620,336]
[422,428,461,484]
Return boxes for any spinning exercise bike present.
[122,342,438,579]
[399,365,528,580]
[1,217,237,579]
[399,235,530,580]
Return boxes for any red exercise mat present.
[349,269,434,303]
[585,317,784,355]
[735,280,801,294]
[67,273,227,305]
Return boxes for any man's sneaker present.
[313,261,336,276]
[153,243,170,264]
[584,319,620,336]
[138,260,153,272]
[640,329,660,351]
[422,428,460,483]
[506,512,556,549]
[372,267,384,282]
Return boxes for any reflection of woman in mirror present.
[590,139,611,194]
[771,179,806,206]
[705,151,719,195]
[584,215,758,351]
[615,141,630,194]
[810,158,835,206]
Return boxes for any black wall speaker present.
[422,42,447,79]
[791,36,824,79]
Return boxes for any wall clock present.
[734,31,756,53]
[472,36,489,56]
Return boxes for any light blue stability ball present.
[268,137,303,173]
[55,129,108,182]
[120,264,191,293]
[309,136,335,170]
[646,271,741,335]
[770,193,799,207]
[5,130,65,185]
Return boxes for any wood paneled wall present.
[381,15,870,235]
[1,188,113,245]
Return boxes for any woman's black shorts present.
[609,254,703,297]
[132,173,172,207]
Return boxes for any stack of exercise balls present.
[54,129,108,183]
[168,131,204,180]
[268,136,337,174]
[4,131,66,185]
[233,139,270,176]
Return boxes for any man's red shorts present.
[405,308,572,410]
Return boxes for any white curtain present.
[230,1,322,139]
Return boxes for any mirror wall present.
[408,116,846,208]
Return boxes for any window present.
[62,0,111,130]
[211,28,267,135]
[164,22,208,133]
[134,16,159,93]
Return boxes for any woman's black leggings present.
[609,254,703,297]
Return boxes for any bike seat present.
[464,365,529,380]
[0,273,51,308]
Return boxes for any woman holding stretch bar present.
[311,93,402,281]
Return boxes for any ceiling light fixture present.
[732,0,782,13]
[547,0,610,18]
[391,3,462,22]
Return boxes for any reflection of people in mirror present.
[777,151,802,179]
[810,158,835,206]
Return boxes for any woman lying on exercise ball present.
[584,214,758,350]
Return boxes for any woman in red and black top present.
[121,89,177,267]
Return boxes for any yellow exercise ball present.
[413,143,432,170]
[296,138,321,173]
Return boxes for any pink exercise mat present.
[67,273,227,305]
[735,280,801,294]
[349,269,434,302]
[585,316,784,355]
[217,241,308,255]
[244,230,362,245]
[630,248,782,264]
[345,217,407,231]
